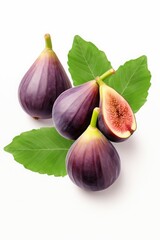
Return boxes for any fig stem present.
[44,34,52,49]
[99,68,115,81]
[90,107,100,128]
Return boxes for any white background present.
[0,0,159,239]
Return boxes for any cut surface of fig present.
[98,83,136,142]
[52,80,99,140]
[66,108,120,191]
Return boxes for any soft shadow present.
[114,135,137,152]
[27,116,54,127]
[72,173,125,202]
[36,118,54,127]
[112,133,139,161]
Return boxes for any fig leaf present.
[68,35,112,85]
[4,128,73,176]
[104,55,151,113]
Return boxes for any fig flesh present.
[52,80,99,140]
[66,108,120,191]
[97,80,136,142]
[18,34,71,119]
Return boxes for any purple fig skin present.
[52,80,99,140]
[18,36,71,119]
[66,126,120,191]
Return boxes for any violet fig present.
[97,78,137,142]
[66,107,120,191]
[52,69,115,140]
[18,34,71,119]
[52,80,99,140]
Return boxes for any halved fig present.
[98,81,137,142]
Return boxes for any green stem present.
[96,68,115,86]
[90,107,100,128]
[44,33,52,49]
[99,68,115,81]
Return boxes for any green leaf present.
[68,35,112,85]
[105,56,151,113]
[4,128,74,176]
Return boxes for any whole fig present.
[66,107,120,191]
[52,80,99,140]
[18,34,72,119]
[97,78,137,142]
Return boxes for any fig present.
[52,69,115,140]
[97,78,137,142]
[52,80,99,140]
[18,34,71,119]
[66,107,120,191]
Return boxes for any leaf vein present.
[9,148,69,151]
[120,58,145,95]
[76,38,96,79]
